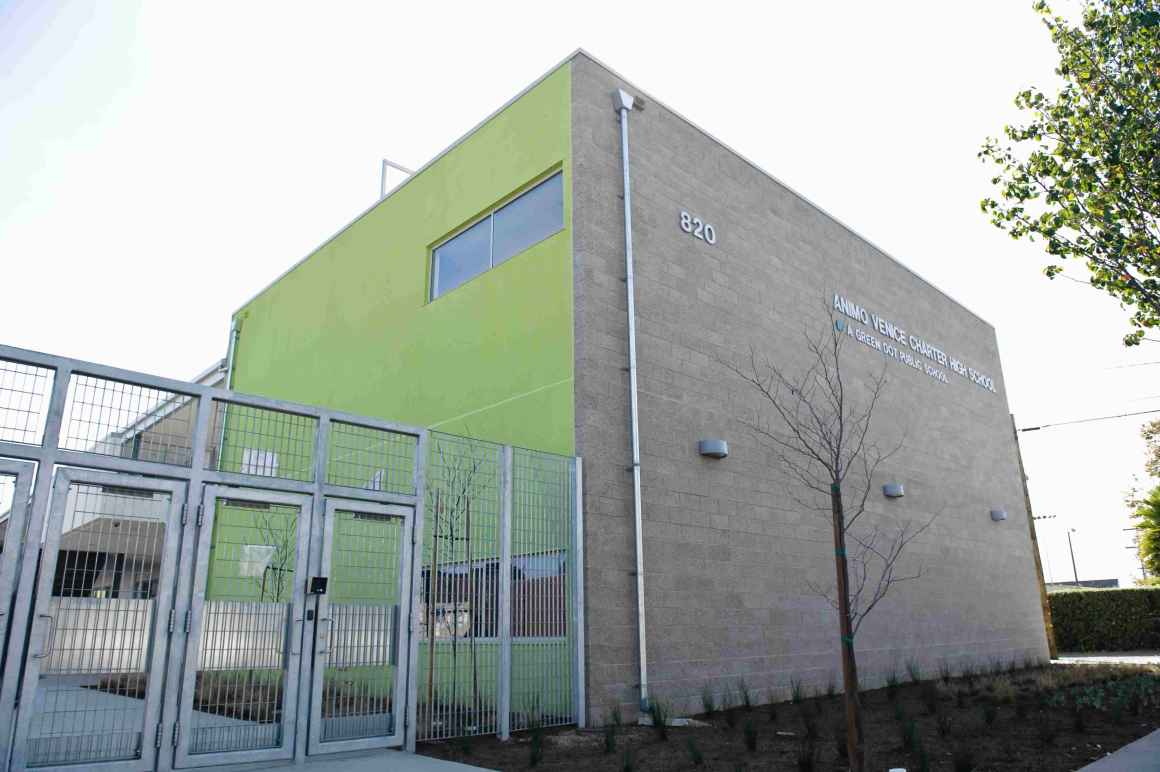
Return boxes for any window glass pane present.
[492,173,563,266]
[433,217,491,298]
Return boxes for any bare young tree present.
[424,437,486,733]
[726,311,935,772]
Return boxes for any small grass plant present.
[648,700,670,741]
[906,657,922,684]
[952,745,976,772]
[742,718,757,752]
[738,678,753,711]
[528,712,544,767]
[700,683,716,715]
[685,737,704,766]
[795,740,817,772]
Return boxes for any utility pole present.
[1013,416,1057,657]
[1124,526,1148,580]
[1067,528,1080,586]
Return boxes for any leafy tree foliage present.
[980,0,1160,345]
[1143,418,1160,478]
[1133,485,1160,578]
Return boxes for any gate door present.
[0,458,35,671]
[307,499,412,754]
[10,469,185,771]
[174,486,311,767]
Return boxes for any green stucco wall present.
[231,64,574,455]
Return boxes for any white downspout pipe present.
[223,318,240,390]
[614,88,649,712]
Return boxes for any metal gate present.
[0,346,430,771]
[0,343,584,772]
[10,469,184,770]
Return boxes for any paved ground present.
[217,749,491,772]
[1079,728,1160,771]
[1057,651,1160,667]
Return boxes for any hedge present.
[1048,587,1160,652]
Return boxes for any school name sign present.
[833,293,997,394]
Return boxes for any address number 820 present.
[679,210,717,245]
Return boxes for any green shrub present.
[1048,587,1160,651]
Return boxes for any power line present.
[1106,361,1160,369]
[1019,408,1160,432]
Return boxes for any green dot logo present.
[834,318,846,332]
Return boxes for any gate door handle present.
[290,617,304,656]
[32,614,57,660]
[317,617,332,655]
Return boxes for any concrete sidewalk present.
[1057,651,1160,667]
[216,749,492,772]
[1080,728,1160,771]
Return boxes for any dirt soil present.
[418,663,1160,771]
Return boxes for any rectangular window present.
[430,171,563,299]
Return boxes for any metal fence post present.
[404,430,429,753]
[572,457,586,729]
[497,445,513,740]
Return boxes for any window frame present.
[429,170,564,301]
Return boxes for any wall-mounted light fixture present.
[882,483,905,499]
[990,509,1008,522]
[698,439,729,459]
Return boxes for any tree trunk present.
[467,496,479,721]
[831,482,865,772]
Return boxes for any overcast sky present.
[1,0,1155,586]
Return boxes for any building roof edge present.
[231,49,586,318]
[569,48,996,330]
[234,46,995,331]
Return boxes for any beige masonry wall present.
[570,53,1049,723]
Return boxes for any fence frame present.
[0,343,585,770]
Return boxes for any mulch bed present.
[419,662,1160,770]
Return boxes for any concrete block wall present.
[570,53,1050,724]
